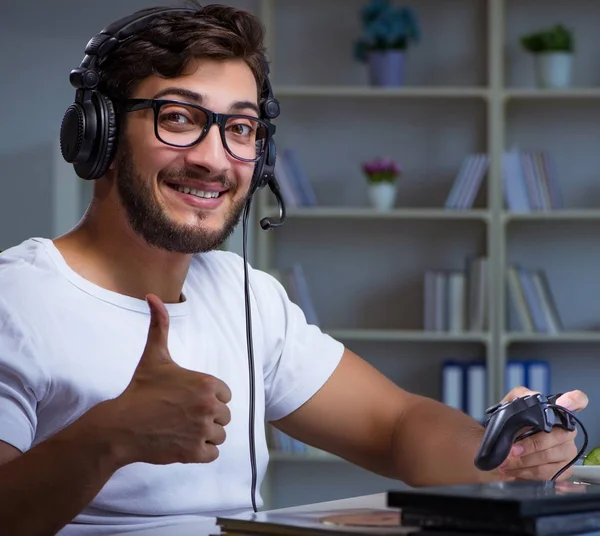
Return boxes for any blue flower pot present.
[367,50,406,87]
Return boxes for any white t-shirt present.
[0,237,344,535]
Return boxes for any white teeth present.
[176,186,220,198]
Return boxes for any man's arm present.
[0,402,124,536]
[0,294,233,535]
[272,349,582,486]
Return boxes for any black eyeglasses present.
[118,98,273,162]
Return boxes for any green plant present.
[362,157,401,184]
[353,0,420,62]
[520,24,574,54]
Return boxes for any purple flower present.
[361,157,401,183]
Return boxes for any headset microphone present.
[260,178,286,230]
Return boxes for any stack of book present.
[444,152,490,210]
[274,148,318,207]
[506,264,563,333]
[502,149,563,212]
[423,256,488,333]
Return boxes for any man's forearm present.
[0,402,126,536]
[390,393,505,487]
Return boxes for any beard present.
[114,142,249,254]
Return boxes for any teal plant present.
[354,0,420,62]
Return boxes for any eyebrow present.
[153,87,261,117]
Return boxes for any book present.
[216,508,415,536]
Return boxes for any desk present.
[109,493,388,536]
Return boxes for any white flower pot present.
[368,182,397,211]
[534,52,573,89]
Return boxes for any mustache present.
[158,168,236,190]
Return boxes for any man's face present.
[113,58,259,254]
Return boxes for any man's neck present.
[54,212,192,305]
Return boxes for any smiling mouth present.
[166,183,225,199]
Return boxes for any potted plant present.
[353,0,420,87]
[520,24,574,89]
[362,157,400,211]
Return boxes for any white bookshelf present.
[250,0,600,509]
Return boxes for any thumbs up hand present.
[103,293,232,466]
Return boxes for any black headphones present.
[59,6,285,229]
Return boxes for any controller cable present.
[514,404,588,482]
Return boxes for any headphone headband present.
[71,8,196,91]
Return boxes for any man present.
[0,3,587,536]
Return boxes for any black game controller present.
[474,393,576,472]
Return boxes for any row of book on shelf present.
[444,153,489,210]
[274,145,564,213]
[502,148,563,212]
[424,259,564,334]
[424,256,488,332]
[506,264,563,333]
[443,359,551,424]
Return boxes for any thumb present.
[141,293,172,364]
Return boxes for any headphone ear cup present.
[94,93,118,180]
[72,92,117,181]
[60,102,86,165]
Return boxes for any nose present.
[184,124,230,173]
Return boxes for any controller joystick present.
[474,393,576,472]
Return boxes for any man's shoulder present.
[0,238,50,281]
[0,238,59,305]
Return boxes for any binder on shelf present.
[442,361,465,411]
[443,360,551,423]
[441,360,486,424]
[505,360,551,395]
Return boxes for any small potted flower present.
[353,0,420,87]
[362,157,400,211]
[520,24,575,89]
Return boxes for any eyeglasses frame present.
[116,98,274,163]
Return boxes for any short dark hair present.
[97,2,268,103]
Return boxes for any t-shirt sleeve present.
[0,301,48,452]
[249,268,345,422]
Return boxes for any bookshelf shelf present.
[504,88,600,101]
[503,210,600,223]
[326,329,490,344]
[274,85,489,99]
[272,207,490,221]
[504,332,600,345]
